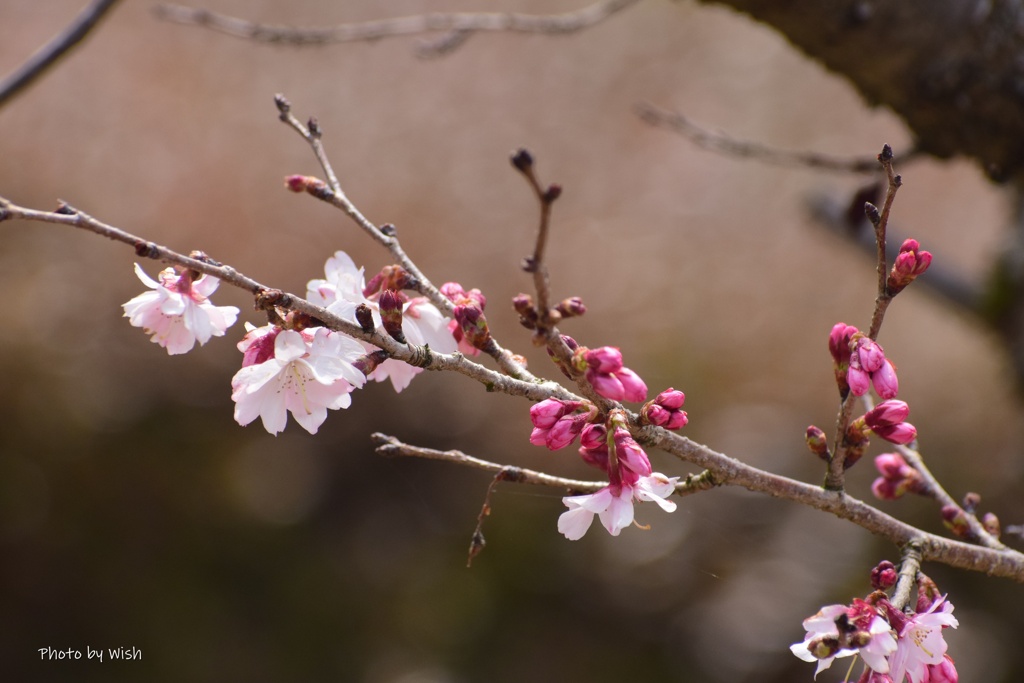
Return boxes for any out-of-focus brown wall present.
[1,2,1021,682]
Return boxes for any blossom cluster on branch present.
[3,100,1023,682]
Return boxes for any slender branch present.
[274,95,537,382]
[371,433,720,498]
[0,196,571,404]
[895,442,1005,550]
[0,0,123,109]
[154,0,641,56]
[824,146,903,492]
[866,145,903,340]
[807,191,984,316]
[635,103,918,174]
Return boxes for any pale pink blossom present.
[790,601,897,678]
[123,263,239,355]
[888,597,958,683]
[557,473,678,540]
[231,327,366,435]
[307,251,457,392]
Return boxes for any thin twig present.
[636,103,919,174]
[155,0,641,56]
[895,442,1005,550]
[0,0,123,109]
[371,433,719,498]
[824,146,903,492]
[274,95,537,382]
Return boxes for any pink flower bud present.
[872,422,917,445]
[927,656,958,683]
[853,338,886,373]
[530,398,574,429]
[379,289,406,343]
[847,366,871,396]
[874,452,909,479]
[805,425,829,460]
[888,238,933,294]
[613,428,652,478]
[585,346,623,374]
[871,359,899,399]
[828,323,859,366]
[982,512,1001,538]
[871,477,903,500]
[586,368,625,401]
[941,505,970,538]
[579,422,607,451]
[864,400,910,428]
[616,367,648,403]
[655,388,685,410]
[870,560,898,590]
[546,415,586,450]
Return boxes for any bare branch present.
[890,540,922,610]
[371,433,720,498]
[155,0,641,56]
[635,102,918,174]
[0,0,123,109]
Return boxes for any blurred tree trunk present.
[699,0,1024,386]
[697,0,1024,184]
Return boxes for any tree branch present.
[0,0,123,109]
[155,0,641,57]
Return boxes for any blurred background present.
[1,1,1022,681]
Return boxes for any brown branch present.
[646,426,1024,582]
[890,540,922,610]
[0,0,123,109]
[635,103,917,174]
[154,0,641,56]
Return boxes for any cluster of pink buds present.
[529,398,595,450]
[861,400,918,445]
[577,346,648,402]
[871,453,925,500]
[887,239,932,296]
[528,405,679,539]
[829,324,899,399]
[641,388,688,429]
[441,282,490,355]
[792,565,958,683]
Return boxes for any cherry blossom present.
[123,263,239,355]
[557,474,678,540]
[306,251,457,391]
[790,600,897,678]
[888,597,958,683]
[231,326,367,435]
